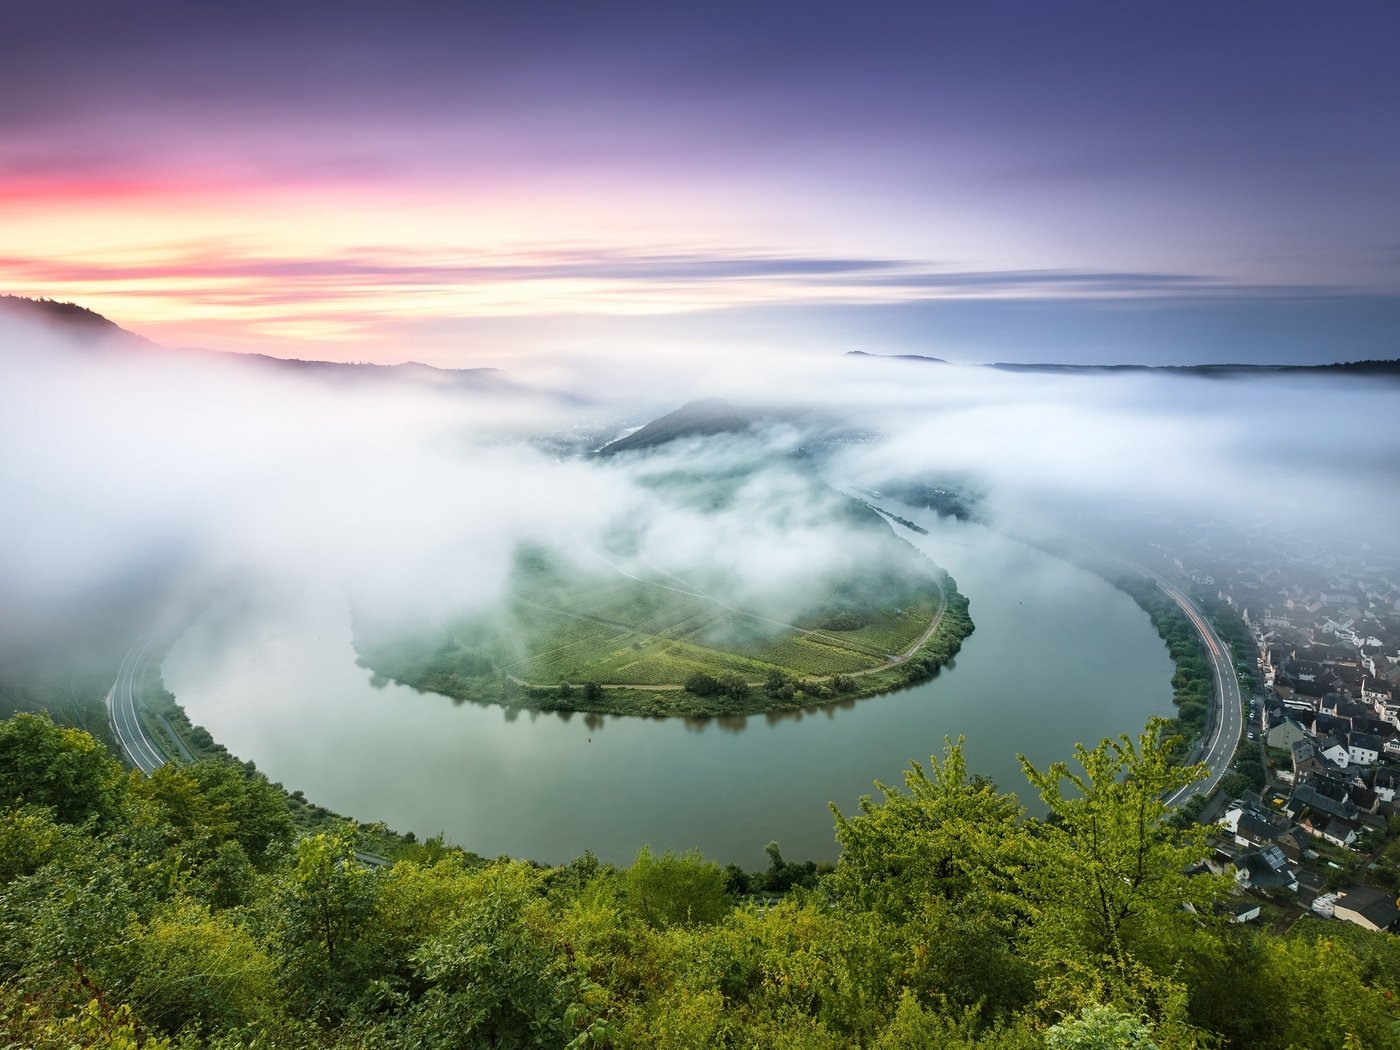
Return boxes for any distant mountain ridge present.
[1,294,160,351]
[0,294,514,393]
[845,348,1400,377]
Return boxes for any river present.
[162,512,1174,868]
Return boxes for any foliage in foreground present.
[2,712,1398,1048]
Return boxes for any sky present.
[3,0,1399,367]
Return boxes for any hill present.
[5,710,1398,1049]
[354,420,973,716]
[0,294,160,352]
[0,294,519,394]
[595,397,750,455]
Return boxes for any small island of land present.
[353,418,974,717]
[354,548,973,717]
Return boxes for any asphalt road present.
[1149,575,1244,808]
[107,631,169,774]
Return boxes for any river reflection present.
[163,513,1173,867]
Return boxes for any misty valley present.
[3,295,1397,867]
[7,7,1400,1043]
[4,296,1400,1047]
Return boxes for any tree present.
[684,673,720,696]
[0,712,125,826]
[124,895,280,1035]
[1018,718,1229,1014]
[0,804,68,885]
[830,738,1025,924]
[405,862,583,1049]
[182,761,293,867]
[266,826,378,1018]
[624,846,730,928]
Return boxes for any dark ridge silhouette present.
[1,294,159,351]
[595,397,750,456]
[845,347,1400,378]
[0,294,521,394]
[844,350,948,364]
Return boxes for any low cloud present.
[2,308,1397,661]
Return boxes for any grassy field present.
[353,466,975,716]
[361,541,942,683]
[353,538,975,717]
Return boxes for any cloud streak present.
[1,244,1341,358]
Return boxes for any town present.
[1151,519,1400,934]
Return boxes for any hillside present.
[354,426,973,716]
[4,711,1397,1049]
[0,294,159,352]
[0,294,517,394]
[595,397,750,455]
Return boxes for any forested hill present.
[3,711,1398,1048]
[594,397,750,456]
[0,295,514,393]
[0,295,159,352]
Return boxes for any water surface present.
[163,514,1174,867]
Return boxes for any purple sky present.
[2,1,1398,365]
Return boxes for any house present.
[1291,739,1328,779]
[1331,698,1373,721]
[1348,784,1380,814]
[1285,783,1359,824]
[1228,901,1262,923]
[1233,845,1298,892]
[1321,818,1358,848]
[1362,677,1393,706]
[1267,716,1310,750]
[1317,736,1350,768]
[1347,732,1382,766]
[1311,712,1352,738]
[1368,681,1400,727]
[1353,716,1396,741]
[1311,776,1356,808]
[1373,769,1399,804]
[1222,802,1302,854]
[1333,887,1400,932]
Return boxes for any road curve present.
[1145,574,1243,808]
[107,631,170,774]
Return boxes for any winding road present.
[106,631,169,774]
[1145,573,1244,808]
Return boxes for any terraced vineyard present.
[353,454,975,716]
[468,552,946,686]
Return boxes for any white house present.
[1373,771,1398,804]
[1347,732,1381,767]
[1318,737,1350,768]
[1321,819,1358,849]
[1361,677,1391,705]
[1229,901,1262,924]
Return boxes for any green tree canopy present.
[0,711,125,826]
